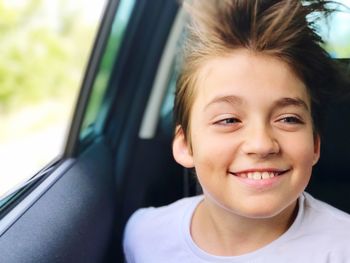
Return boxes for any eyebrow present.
[204,95,243,110]
[273,97,309,112]
[204,95,309,112]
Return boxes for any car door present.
[0,0,181,262]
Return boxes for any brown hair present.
[174,0,346,142]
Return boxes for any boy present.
[123,0,350,262]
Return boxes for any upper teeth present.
[238,172,277,180]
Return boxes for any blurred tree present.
[0,0,95,114]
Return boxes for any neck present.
[191,197,298,256]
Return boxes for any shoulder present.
[123,196,203,261]
[269,193,350,260]
[303,192,350,224]
[301,192,350,243]
[125,195,202,234]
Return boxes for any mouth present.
[229,169,290,180]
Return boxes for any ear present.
[172,126,194,168]
[312,134,321,166]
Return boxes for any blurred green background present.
[0,0,105,142]
[0,0,105,197]
[0,0,97,113]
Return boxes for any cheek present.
[190,131,240,189]
[282,132,316,169]
[191,129,238,163]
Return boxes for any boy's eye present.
[215,117,241,125]
[278,116,303,124]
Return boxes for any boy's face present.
[173,49,320,219]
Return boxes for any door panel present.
[0,139,115,263]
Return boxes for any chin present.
[241,209,285,219]
[236,200,297,220]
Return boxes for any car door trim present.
[138,7,186,139]
[0,159,75,236]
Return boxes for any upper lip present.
[230,168,290,175]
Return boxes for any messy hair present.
[174,0,346,142]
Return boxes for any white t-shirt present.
[123,192,350,262]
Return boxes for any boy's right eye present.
[214,117,241,125]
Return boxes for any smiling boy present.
[173,49,321,256]
[123,1,350,262]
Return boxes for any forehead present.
[192,49,310,109]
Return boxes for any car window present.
[0,0,107,202]
[80,0,136,143]
[313,0,350,58]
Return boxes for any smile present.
[230,169,289,180]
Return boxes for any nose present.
[241,124,280,158]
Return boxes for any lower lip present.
[231,172,287,190]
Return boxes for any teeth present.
[253,172,261,180]
[240,171,278,180]
[262,172,270,179]
[240,173,247,178]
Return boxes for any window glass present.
[313,0,350,58]
[80,0,136,140]
[0,0,106,199]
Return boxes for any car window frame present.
[0,0,119,226]
[64,0,124,158]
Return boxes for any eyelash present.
[215,117,241,125]
[214,116,303,127]
[277,116,304,124]
[212,115,304,129]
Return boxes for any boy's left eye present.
[277,116,303,124]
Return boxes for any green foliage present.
[0,0,95,114]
